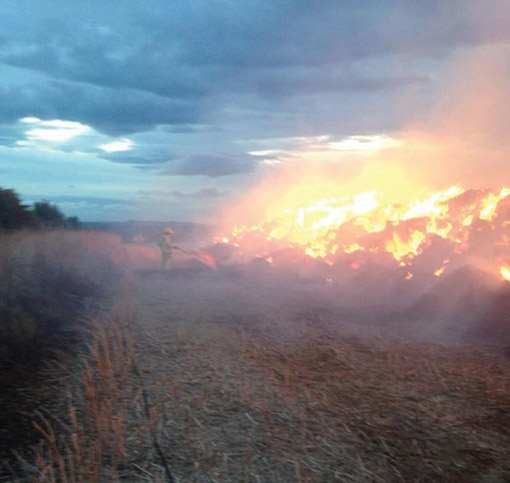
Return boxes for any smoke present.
[138,249,508,349]
[381,42,510,190]
[205,39,510,346]
[219,39,510,229]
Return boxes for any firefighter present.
[159,227,174,269]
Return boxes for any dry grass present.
[0,230,129,479]
[129,272,510,482]
[27,290,171,482]
[9,267,510,482]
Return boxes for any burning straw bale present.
[214,185,510,289]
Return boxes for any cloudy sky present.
[1,0,509,221]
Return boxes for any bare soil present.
[131,268,510,482]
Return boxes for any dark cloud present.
[229,71,430,99]
[99,150,174,165]
[5,1,507,83]
[1,1,506,137]
[161,154,259,177]
[0,80,198,135]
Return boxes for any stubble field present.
[2,242,509,482]
[126,268,510,482]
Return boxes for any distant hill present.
[81,220,216,244]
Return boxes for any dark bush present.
[33,200,67,228]
[0,188,34,230]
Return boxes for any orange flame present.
[216,169,509,279]
[195,250,217,269]
[434,266,446,277]
[500,266,510,282]
[480,188,510,221]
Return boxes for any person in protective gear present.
[159,227,174,269]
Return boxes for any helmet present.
[165,227,174,234]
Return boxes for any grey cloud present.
[169,188,228,199]
[161,124,224,134]
[0,124,22,146]
[0,0,507,166]
[0,80,198,135]
[161,154,259,178]
[99,150,174,165]
[1,1,505,129]
[27,194,137,207]
[230,71,430,98]
[0,63,427,142]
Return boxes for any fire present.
[434,266,446,277]
[480,188,510,221]
[195,250,217,269]
[500,266,510,282]
[385,231,426,262]
[215,170,509,279]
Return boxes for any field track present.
[131,269,510,482]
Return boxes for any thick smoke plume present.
[389,43,510,190]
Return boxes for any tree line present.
[0,187,80,231]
